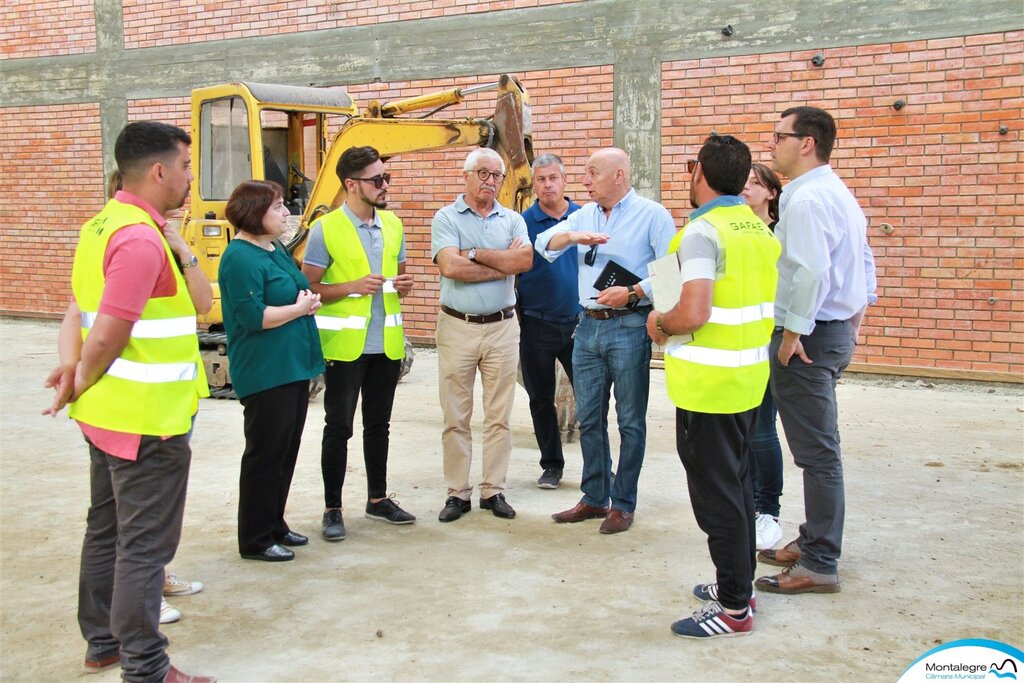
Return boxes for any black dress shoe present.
[240,544,295,562]
[480,493,516,519]
[276,531,308,546]
[438,496,471,523]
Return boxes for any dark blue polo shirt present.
[520,197,582,322]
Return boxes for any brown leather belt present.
[441,305,515,324]
[584,307,637,320]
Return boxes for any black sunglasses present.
[584,245,598,266]
[351,173,392,189]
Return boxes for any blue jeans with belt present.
[573,312,652,513]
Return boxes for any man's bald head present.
[583,147,632,210]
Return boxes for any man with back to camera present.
[42,121,215,683]
[648,134,780,639]
[302,146,417,541]
[431,147,533,523]
[517,152,582,490]
[535,147,676,534]
[755,105,877,595]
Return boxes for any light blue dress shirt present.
[534,189,676,308]
[775,164,877,334]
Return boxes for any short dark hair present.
[696,133,751,196]
[114,121,191,181]
[750,162,782,222]
[781,106,836,162]
[225,180,283,236]
[336,146,381,182]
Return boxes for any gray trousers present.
[769,321,855,575]
[78,433,191,683]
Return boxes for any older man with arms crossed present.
[518,153,582,490]
[649,134,780,639]
[536,147,676,534]
[432,148,533,523]
[43,121,215,682]
[755,105,876,594]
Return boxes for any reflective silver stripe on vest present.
[315,315,369,331]
[384,313,402,327]
[667,344,769,368]
[81,312,197,338]
[707,302,774,326]
[106,358,198,383]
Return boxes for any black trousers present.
[519,313,576,470]
[238,380,309,553]
[676,406,758,611]
[79,433,190,683]
[321,354,402,507]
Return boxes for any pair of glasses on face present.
[772,131,810,144]
[474,169,506,182]
[352,173,392,189]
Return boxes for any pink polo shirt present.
[77,191,181,460]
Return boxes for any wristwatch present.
[467,247,478,262]
[181,254,199,269]
[626,289,640,309]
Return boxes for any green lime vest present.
[664,203,780,414]
[68,199,209,435]
[314,208,405,361]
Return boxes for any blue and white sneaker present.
[671,600,753,639]
[692,582,757,613]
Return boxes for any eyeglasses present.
[351,173,391,189]
[772,131,809,144]
[584,245,598,266]
[686,159,698,174]
[474,169,506,182]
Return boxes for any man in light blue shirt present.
[755,106,877,595]
[536,147,676,534]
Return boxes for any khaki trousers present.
[435,311,520,500]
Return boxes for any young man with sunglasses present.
[431,148,533,523]
[535,147,676,534]
[303,146,417,541]
[755,106,876,595]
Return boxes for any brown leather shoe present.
[552,501,608,523]
[757,538,801,566]
[83,650,119,671]
[164,665,218,683]
[755,564,840,594]
[599,509,634,534]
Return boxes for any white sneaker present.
[163,572,203,597]
[160,598,181,624]
[755,513,783,550]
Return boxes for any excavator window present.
[199,96,250,201]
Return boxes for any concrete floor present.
[1,317,1022,682]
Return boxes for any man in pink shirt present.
[43,121,215,683]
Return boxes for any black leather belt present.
[441,305,515,324]
[521,308,579,325]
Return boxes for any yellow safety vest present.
[664,203,780,414]
[68,199,208,435]
[314,209,405,361]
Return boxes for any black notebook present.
[592,259,641,291]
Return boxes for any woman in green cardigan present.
[220,180,325,562]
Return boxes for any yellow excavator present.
[178,74,535,396]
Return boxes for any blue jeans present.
[750,387,784,518]
[573,313,652,513]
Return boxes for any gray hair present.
[531,153,565,175]
[463,147,505,174]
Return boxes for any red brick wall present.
[122,0,582,49]
[662,32,1024,376]
[0,104,103,314]
[1,0,95,59]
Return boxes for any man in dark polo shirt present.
[518,153,582,490]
